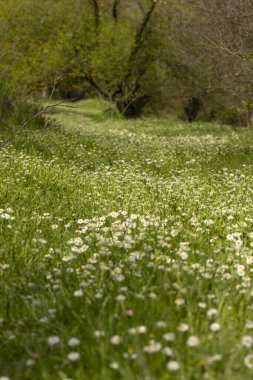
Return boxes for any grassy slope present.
[1,101,253,379]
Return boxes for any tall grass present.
[1,101,253,379]
[0,81,45,133]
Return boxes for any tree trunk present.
[183,97,202,122]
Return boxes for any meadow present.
[1,100,253,380]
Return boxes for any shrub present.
[0,80,45,132]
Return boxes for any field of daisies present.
[2,100,253,380]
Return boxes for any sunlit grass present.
[1,102,253,379]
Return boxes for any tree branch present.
[132,0,159,59]
[112,0,160,100]
[112,0,120,21]
[84,73,110,99]
[90,0,100,31]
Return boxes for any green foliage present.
[0,81,45,132]
[0,0,253,121]
[0,0,166,116]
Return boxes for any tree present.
[1,0,252,122]
[175,0,253,123]
[0,0,163,117]
[81,0,163,116]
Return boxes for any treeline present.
[0,0,253,124]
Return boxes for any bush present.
[0,80,45,132]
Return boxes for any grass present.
[1,100,253,379]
